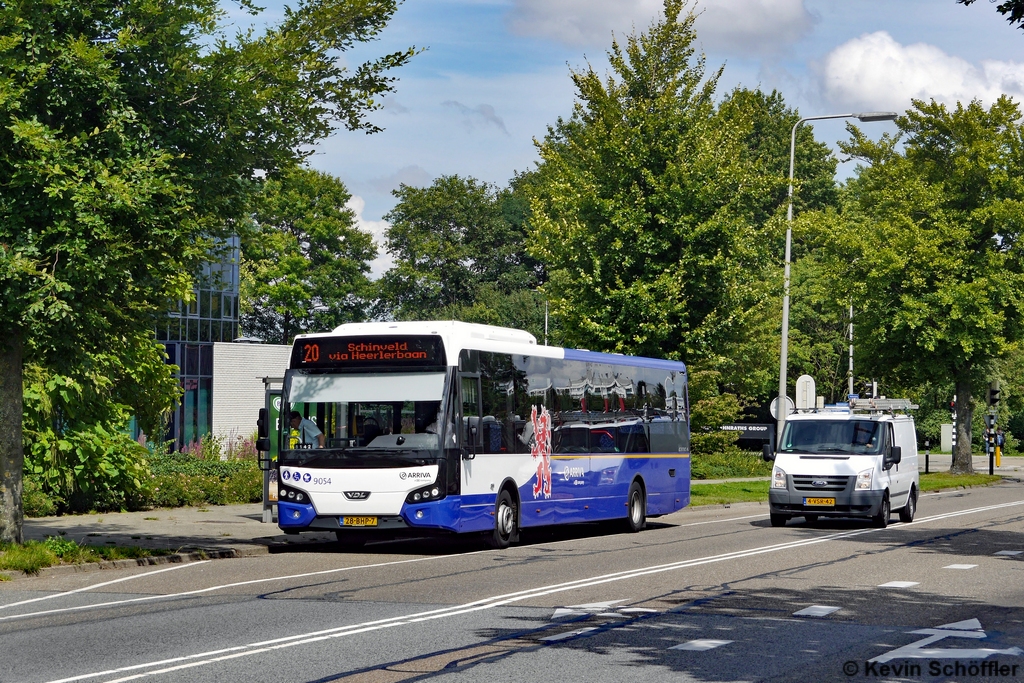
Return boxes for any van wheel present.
[898,486,917,523]
[489,490,517,549]
[872,493,890,528]
[770,513,788,527]
[625,481,646,532]
[804,514,818,525]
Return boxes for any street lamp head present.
[855,112,899,123]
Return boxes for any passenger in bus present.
[289,411,325,448]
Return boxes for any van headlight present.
[856,468,873,490]
[772,466,787,489]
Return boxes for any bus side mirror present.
[762,444,775,462]
[257,408,269,439]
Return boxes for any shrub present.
[691,451,773,480]
[22,475,61,517]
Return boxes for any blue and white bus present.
[268,321,690,547]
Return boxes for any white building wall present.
[212,342,291,444]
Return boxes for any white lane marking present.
[676,513,767,527]
[943,564,978,570]
[870,618,1024,663]
[45,498,1024,683]
[793,605,840,617]
[619,607,659,614]
[0,562,209,610]
[2,551,485,623]
[670,639,732,651]
[6,516,770,622]
[879,581,919,588]
[995,550,1023,556]
[540,628,598,642]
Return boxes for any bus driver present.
[289,411,325,448]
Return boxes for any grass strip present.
[0,538,177,575]
[690,480,769,506]
[690,472,1004,507]
[919,472,1003,492]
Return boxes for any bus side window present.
[461,375,481,451]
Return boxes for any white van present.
[763,399,919,528]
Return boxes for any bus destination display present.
[290,335,447,369]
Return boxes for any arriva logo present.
[561,466,585,480]
[400,471,432,480]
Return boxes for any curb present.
[1,544,269,581]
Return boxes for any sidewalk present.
[23,504,337,556]
[918,453,1024,476]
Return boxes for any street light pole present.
[776,111,898,446]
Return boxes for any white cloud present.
[346,195,393,279]
[505,0,814,55]
[442,100,510,135]
[820,31,1024,113]
[696,0,816,56]
[368,165,434,195]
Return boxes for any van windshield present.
[780,420,883,455]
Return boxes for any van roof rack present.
[847,397,918,413]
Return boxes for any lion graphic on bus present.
[531,405,552,499]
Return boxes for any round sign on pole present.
[770,396,796,420]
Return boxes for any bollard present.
[924,439,930,474]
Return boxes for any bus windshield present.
[281,371,448,465]
[779,420,883,455]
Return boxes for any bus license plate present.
[341,516,377,527]
[804,497,835,506]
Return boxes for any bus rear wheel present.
[624,481,646,533]
[489,490,517,549]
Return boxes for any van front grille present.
[793,475,850,492]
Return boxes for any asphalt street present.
[3,481,1024,683]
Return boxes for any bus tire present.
[489,489,517,549]
[625,480,646,533]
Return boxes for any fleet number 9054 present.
[312,477,331,486]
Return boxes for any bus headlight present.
[856,469,873,490]
[406,482,446,504]
[772,466,787,489]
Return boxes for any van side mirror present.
[762,443,775,462]
[884,445,902,469]
[257,408,269,439]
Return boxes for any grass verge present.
[690,480,769,506]
[690,472,1005,507]
[919,472,1003,492]
[0,537,176,575]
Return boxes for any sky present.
[226,0,1024,276]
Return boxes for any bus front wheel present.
[489,490,518,549]
[625,481,646,533]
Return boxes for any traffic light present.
[988,381,1001,408]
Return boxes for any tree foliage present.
[526,1,837,399]
[240,166,377,345]
[0,0,414,541]
[815,97,1024,472]
[377,175,542,322]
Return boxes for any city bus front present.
[275,334,460,539]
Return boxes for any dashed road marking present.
[995,550,1023,556]
[943,564,978,570]
[793,605,840,617]
[540,628,598,642]
[670,639,732,651]
[879,581,919,588]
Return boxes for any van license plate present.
[341,516,377,526]
[804,497,835,506]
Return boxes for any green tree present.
[527,1,837,399]
[240,166,377,345]
[817,98,1024,473]
[0,0,414,541]
[377,175,542,320]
